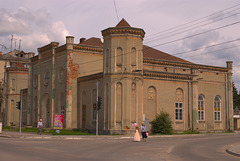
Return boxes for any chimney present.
[66,36,74,44]
[80,38,86,43]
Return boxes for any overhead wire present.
[145,3,240,39]
[145,11,240,44]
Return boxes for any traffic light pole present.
[19,91,23,135]
[96,80,99,136]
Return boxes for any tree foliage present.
[151,111,173,134]
[233,83,240,110]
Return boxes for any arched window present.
[214,96,221,121]
[175,88,183,121]
[131,47,136,67]
[12,79,15,91]
[198,94,205,121]
[116,82,122,124]
[116,47,122,67]
[106,49,109,68]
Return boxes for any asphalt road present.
[0,134,239,161]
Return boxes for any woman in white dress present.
[133,127,140,142]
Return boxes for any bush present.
[151,111,173,134]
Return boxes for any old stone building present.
[29,19,233,133]
[0,50,34,126]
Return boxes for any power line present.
[171,38,240,56]
[183,45,239,59]
[113,0,120,22]
[145,11,240,43]
[146,3,240,39]
[151,21,240,48]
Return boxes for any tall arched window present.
[131,47,136,67]
[131,83,137,123]
[175,88,183,121]
[116,47,123,67]
[11,100,14,122]
[214,96,221,121]
[146,86,157,121]
[116,82,122,124]
[198,94,205,121]
[106,49,109,68]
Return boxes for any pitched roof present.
[143,45,191,63]
[116,18,131,27]
[78,37,190,64]
[79,37,103,47]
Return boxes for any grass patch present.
[3,127,94,135]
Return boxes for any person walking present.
[140,122,147,142]
[133,126,140,142]
[37,119,43,135]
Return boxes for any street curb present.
[0,131,239,140]
[226,145,240,157]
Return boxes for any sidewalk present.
[226,144,240,157]
[1,130,240,157]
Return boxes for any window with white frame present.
[214,96,221,121]
[175,102,183,120]
[198,95,205,121]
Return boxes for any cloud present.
[179,28,240,90]
[0,7,70,53]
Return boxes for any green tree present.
[151,111,173,134]
[233,83,240,110]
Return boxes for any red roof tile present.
[79,37,103,47]
[143,45,191,63]
[116,18,131,27]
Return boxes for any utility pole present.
[96,80,99,136]
[19,90,23,135]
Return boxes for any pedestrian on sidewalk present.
[37,119,43,135]
[140,122,147,142]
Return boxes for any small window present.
[175,102,183,120]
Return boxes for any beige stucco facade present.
[1,50,34,126]
[29,19,234,133]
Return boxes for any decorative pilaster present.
[227,61,233,130]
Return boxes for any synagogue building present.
[25,19,234,133]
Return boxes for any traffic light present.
[16,101,21,110]
[97,96,102,110]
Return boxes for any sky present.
[0,0,239,90]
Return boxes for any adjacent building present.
[0,50,34,126]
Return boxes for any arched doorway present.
[41,94,51,128]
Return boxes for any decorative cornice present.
[78,72,103,83]
[143,58,228,72]
[38,42,59,53]
[102,27,145,38]
[7,67,28,72]
[143,70,193,80]
[73,45,103,52]
[0,56,29,62]
[55,45,67,53]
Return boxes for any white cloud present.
[0,7,70,53]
